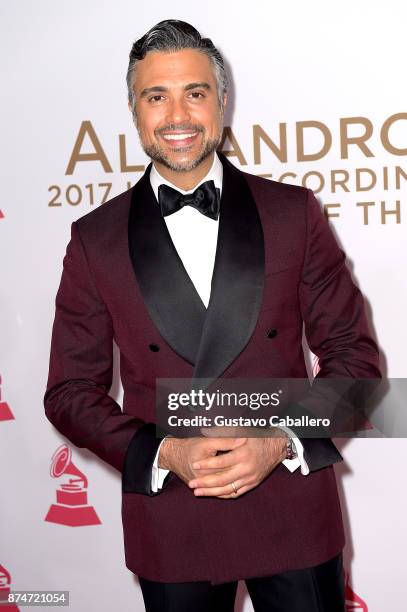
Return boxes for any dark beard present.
[141,135,222,172]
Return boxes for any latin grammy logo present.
[0,564,19,611]
[0,375,14,422]
[44,444,101,527]
[345,573,368,611]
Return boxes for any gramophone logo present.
[0,564,19,610]
[0,375,14,422]
[345,574,368,611]
[44,444,101,527]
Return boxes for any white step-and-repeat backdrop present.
[1,1,406,610]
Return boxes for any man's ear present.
[128,100,137,125]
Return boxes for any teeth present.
[162,133,197,141]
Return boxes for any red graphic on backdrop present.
[0,210,4,219]
[345,573,368,611]
[0,375,14,422]
[44,444,101,527]
[311,356,373,431]
[0,564,19,611]
[311,355,320,377]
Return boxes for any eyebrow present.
[139,82,211,98]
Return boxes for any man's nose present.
[165,97,191,125]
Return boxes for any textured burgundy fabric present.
[44,166,379,584]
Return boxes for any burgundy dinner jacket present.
[44,153,380,584]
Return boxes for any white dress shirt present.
[149,153,309,491]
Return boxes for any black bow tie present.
[158,180,220,220]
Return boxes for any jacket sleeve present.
[44,221,167,495]
[289,188,381,471]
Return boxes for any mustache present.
[155,124,204,135]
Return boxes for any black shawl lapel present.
[191,154,265,387]
[127,154,265,383]
[128,165,206,365]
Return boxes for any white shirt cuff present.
[277,425,310,475]
[151,437,171,492]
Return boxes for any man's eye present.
[189,92,205,98]
[149,95,165,102]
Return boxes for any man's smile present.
[159,131,201,147]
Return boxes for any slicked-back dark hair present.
[126,20,228,114]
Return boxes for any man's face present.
[131,48,226,172]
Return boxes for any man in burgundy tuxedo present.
[44,20,380,612]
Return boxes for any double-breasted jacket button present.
[267,328,278,339]
[149,343,160,352]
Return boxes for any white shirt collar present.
[149,152,223,202]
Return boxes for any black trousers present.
[138,553,345,612]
